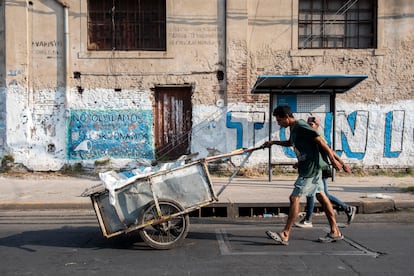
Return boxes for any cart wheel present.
[138,199,190,250]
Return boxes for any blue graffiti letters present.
[384,110,404,158]
[226,112,243,149]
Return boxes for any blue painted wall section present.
[340,111,365,159]
[384,111,403,158]
[226,111,243,149]
[277,95,297,112]
[279,127,296,158]
[225,108,407,161]
[67,110,154,160]
[323,113,333,146]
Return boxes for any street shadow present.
[0,226,152,252]
[186,231,219,241]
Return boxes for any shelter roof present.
[251,74,368,94]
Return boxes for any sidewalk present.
[0,173,413,216]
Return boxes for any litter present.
[362,193,393,199]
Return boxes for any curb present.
[0,202,92,210]
[394,199,414,209]
[359,199,414,214]
[1,200,413,216]
[359,199,395,214]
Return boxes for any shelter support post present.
[268,94,273,181]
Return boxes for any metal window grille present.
[299,0,377,49]
[88,0,166,51]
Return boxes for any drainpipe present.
[223,0,227,106]
[218,0,227,106]
[55,1,70,115]
[64,5,70,115]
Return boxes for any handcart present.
[81,147,263,250]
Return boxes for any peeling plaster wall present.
[4,0,67,170]
[0,1,6,156]
[193,0,414,169]
[3,0,226,170]
[2,0,414,170]
[0,0,5,157]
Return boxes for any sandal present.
[318,233,344,243]
[265,230,289,245]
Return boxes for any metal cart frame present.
[82,159,217,249]
[82,147,263,249]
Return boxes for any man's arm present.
[262,140,292,148]
[314,136,343,171]
[333,151,352,173]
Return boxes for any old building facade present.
[0,0,413,171]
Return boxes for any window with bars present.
[88,0,166,51]
[298,0,377,49]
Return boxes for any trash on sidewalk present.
[361,193,393,199]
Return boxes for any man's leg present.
[304,196,315,221]
[323,178,348,209]
[267,176,311,244]
[315,192,341,237]
[280,195,301,240]
[323,178,356,224]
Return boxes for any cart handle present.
[212,146,266,196]
[204,145,265,162]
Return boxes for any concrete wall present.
[1,0,413,171]
[0,0,5,157]
[192,0,414,169]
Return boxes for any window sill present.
[290,48,386,57]
[77,51,174,59]
[290,49,324,57]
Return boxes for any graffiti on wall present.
[226,111,266,149]
[32,40,63,57]
[384,110,405,158]
[226,109,406,160]
[67,110,154,160]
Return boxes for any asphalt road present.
[0,210,414,275]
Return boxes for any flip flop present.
[318,233,344,243]
[265,230,289,245]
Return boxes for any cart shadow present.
[0,226,154,252]
[1,226,302,252]
[186,231,218,241]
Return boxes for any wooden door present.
[154,86,192,160]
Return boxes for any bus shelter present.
[250,74,368,180]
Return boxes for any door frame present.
[153,84,193,160]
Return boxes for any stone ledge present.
[359,199,395,214]
[394,200,414,209]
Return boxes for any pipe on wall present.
[54,0,70,115]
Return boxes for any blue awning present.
[251,74,368,94]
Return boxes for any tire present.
[138,199,190,250]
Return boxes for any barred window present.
[88,0,166,51]
[299,0,377,49]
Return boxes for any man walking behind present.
[263,105,348,245]
[295,116,356,228]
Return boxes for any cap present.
[307,116,321,125]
